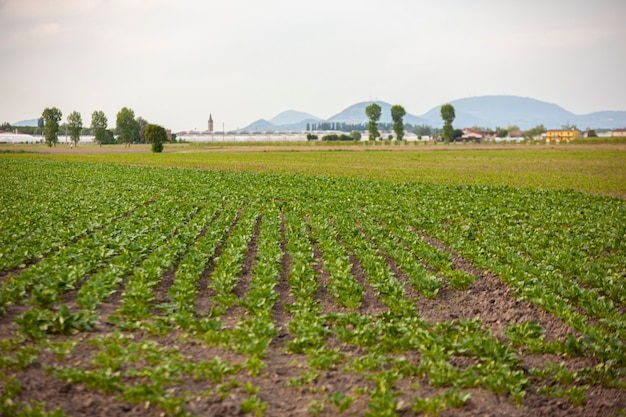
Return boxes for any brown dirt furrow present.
[194,208,243,316]
[10,366,161,417]
[312,244,344,315]
[223,215,262,329]
[270,212,293,349]
[412,230,580,343]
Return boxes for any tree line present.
[304,103,553,142]
[304,104,454,141]
[36,107,173,152]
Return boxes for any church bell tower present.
[208,114,214,133]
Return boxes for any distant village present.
[2,124,626,145]
[174,116,626,144]
[2,110,626,145]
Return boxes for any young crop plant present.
[0,160,150,274]
[327,391,354,413]
[352,210,442,299]
[283,206,332,355]
[411,388,471,416]
[240,394,268,416]
[165,201,239,320]
[333,214,414,317]
[307,215,363,309]
[2,155,626,416]
[116,201,216,321]
[209,204,259,309]
[16,305,96,340]
[241,205,282,317]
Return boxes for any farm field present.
[1,148,626,416]
[3,141,626,198]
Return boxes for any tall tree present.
[41,107,63,147]
[525,124,546,139]
[67,111,83,147]
[391,105,407,141]
[135,116,148,143]
[37,117,44,136]
[91,110,108,146]
[116,107,137,147]
[365,103,381,141]
[144,123,168,153]
[440,104,455,143]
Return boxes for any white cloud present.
[28,21,60,37]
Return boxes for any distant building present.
[208,114,214,133]
[461,128,486,141]
[611,128,626,137]
[546,129,580,142]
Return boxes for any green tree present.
[116,107,137,147]
[37,117,44,136]
[67,111,83,147]
[496,127,508,138]
[415,124,432,138]
[365,103,381,141]
[525,124,546,139]
[350,130,362,141]
[390,105,406,140]
[507,125,520,132]
[440,104,455,143]
[145,123,168,152]
[41,107,63,147]
[135,116,148,143]
[90,110,108,146]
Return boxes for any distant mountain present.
[243,119,278,132]
[242,101,429,131]
[269,110,321,126]
[421,96,626,129]
[421,96,573,128]
[242,111,322,132]
[326,101,430,125]
[13,118,39,127]
[573,111,626,130]
[241,96,626,132]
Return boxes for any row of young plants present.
[273,197,526,415]
[307,214,364,309]
[12,196,200,339]
[2,159,626,415]
[328,202,532,412]
[381,184,626,386]
[6,203,268,416]
[1,194,184,311]
[164,200,241,326]
[0,160,158,273]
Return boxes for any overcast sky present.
[1,0,625,131]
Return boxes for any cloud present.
[28,22,60,37]
[0,0,97,18]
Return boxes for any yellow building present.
[546,129,580,142]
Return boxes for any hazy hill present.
[242,101,429,131]
[242,95,626,132]
[269,110,321,126]
[326,101,429,125]
[243,119,278,132]
[420,96,576,129]
[13,118,39,127]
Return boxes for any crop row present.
[1,159,625,416]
